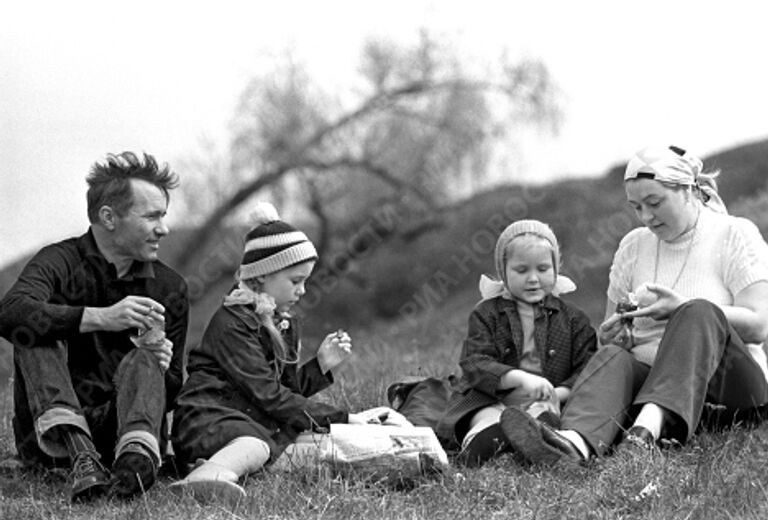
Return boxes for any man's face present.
[112,179,169,263]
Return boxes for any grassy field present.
[3,288,768,520]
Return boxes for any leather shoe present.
[623,425,656,450]
[499,407,584,466]
[536,410,561,430]
[70,451,111,502]
[111,442,157,498]
[460,422,511,467]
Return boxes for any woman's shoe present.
[499,407,584,466]
[622,425,656,449]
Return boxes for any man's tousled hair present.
[86,151,179,223]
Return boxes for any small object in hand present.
[632,284,658,307]
[616,300,638,326]
[131,319,165,348]
[336,329,351,352]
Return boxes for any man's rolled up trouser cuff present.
[116,430,161,466]
[36,407,92,458]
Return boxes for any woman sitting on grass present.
[503,145,768,464]
[437,219,597,466]
[170,203,407,505]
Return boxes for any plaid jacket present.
[436,294,596,447]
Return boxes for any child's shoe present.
[535,410,561,430]
[168,460,246,508]
[460,423,512,467]
[499,407,584,466]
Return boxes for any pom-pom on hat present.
[238,202,318,280]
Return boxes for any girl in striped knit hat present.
[170,203,407,505]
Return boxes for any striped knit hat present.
[238,202,318,280]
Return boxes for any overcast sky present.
[2,0,767,268]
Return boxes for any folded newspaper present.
[275,424,448,482]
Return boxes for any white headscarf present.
[624,145,727,214]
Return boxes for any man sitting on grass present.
[0,152,188,501]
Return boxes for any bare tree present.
[172,33,561,300]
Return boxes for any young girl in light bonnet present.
[437,219,596,466]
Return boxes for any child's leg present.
[460,404,509,467]
[169,436,269,506]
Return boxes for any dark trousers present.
[561,299,768,456]
[13,341,166,466]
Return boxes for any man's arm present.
[0,243,168,346]
[0,246,84,345]
[79,297,163,333]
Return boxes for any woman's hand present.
[517,372,555,401]
[598,313,633,349]
[621,283,688,321]
[317,330,352,373]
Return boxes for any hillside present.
[1,139,767,383]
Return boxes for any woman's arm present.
[722,281,768,343]
[619,281,768,344]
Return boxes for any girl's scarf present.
[223,281,277,317]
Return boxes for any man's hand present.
[80,295,165,333]
[142,338,172,372]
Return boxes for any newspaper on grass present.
[274,423,449,482]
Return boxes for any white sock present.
[633,403,664,440]
[558,429,590,460]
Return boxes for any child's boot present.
[169,436,269,508]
